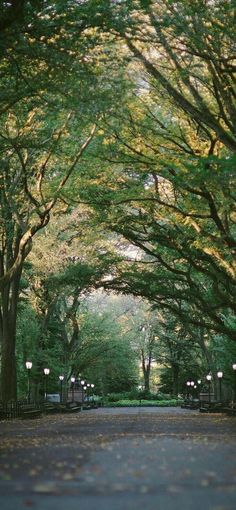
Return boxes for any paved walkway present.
[0,407,236,510]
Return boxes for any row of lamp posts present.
[26,362,50,402]
[186,380,200,399]
[56,374,95,403]
[25,362,95,403]
[206,371,223,403]
[186,364,236,403]
[70,377,95,403]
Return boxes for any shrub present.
[104,391,184,403]
[104,398,184,407]
[105,392,130,402]
[91,395,103,403]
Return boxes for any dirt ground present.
[0,407,236,510]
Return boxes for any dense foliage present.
[0,0,235,402]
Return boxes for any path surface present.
[0,407,236,510]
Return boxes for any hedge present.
[104,399,183,407]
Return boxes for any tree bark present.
[0,268,22,402]
[171,363,179,397]
[141,348,151,392]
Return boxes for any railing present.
[0,397,100,420]
[0,400,41,420]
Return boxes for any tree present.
[20,219,117,386]
[2,0,235,400]
[86,292,160,392]
[15,297,41,397]
[0,0,128,400]
[153,312,205,396]
[74,0,236,344]
[121,304,159,392]
[99,0,236,151]
[77,308,138,394]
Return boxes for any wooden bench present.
[82,402,98,410]
[66,402,81,413]
[51,404,68,413]
[181,400,199,410]
[199,402,228,413]
[223,404,236,416]
[21,405,42,419]
[41,402,58,414]
[82,403,93,410]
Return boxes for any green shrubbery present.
[105,399,183,407]
[104,392,183,406]
[105,392,134,402]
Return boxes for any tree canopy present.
[0,0,236,401]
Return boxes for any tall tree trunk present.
[171,363,179,397]
[198,329,214,371]
[0,269,22,402]
[198,328,217,397]
[141,348,152,392]
[144,367,150,392]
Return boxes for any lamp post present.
[25,361,32,403]
[91,383,95,404]
[43,368,50,401]
[217,371,223,402]
[197,380,201,398]
[59,375,64,403]
[232,364,236,402]
[206,374,212,403]
[87,383,90,401]
[71,376,75,402]
[186,381,191,400]
[138,385,143,406]
[81,379,85,403]
[190,381,194,399]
